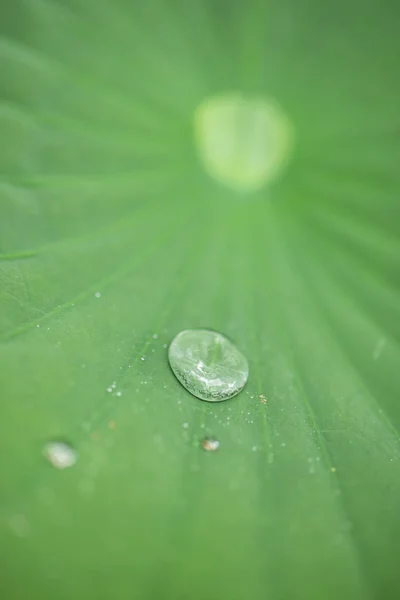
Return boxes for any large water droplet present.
[194,92,293,191]
[43,441,77,469]
[168,329,249,402]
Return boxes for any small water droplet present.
[43,441,77,470]
[252,445,257,452]
[163,343,167,349]
[168,329,249,402]
[183,422,189,429]
[94,292,101,298]
[36,324,40,328]
[152,333,158,339]
[107,387,112,393]
[201,437,220,452]
[140,356,145,361]
[116,391,122,397]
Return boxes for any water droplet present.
[194,92,293,192]
[43,441,77,469]
[152,333,159,339]
[94,292,101,298]
[107,387,112,393]
[163,343,168,349]
[168,329,249,402]
[140,356,145,361]
[116,391,122,397]
[183,422,189,429]
[252,445,257,452]
[201,437,220,452]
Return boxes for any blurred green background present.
[1,1,400,599]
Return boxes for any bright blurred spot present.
[194,92,294,192]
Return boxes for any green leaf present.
[1,1,400,599]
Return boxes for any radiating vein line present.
[82,211,212,435]
[245,204,283,598]
[0,34,183,126]
[0,205,188,342]
[1,167,184,189]
[0,249,39,261]
[295,216,400,314]
[0,98,179,141]
[247,205,274,455]
[4,206,208,513]
[302,205,400,266]
[147,203,248,599]
[296,224,400,354]
[293,178,400,246]
[273,208,400,445]
[0,195,169,263]
[292,232,400,444]
[264,207,374,598]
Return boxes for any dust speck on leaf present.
[201,437,220,452]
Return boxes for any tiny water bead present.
[202,437,220,452]
[43,441,77,469]
[168,329,249,402]
[194,92,293,192]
